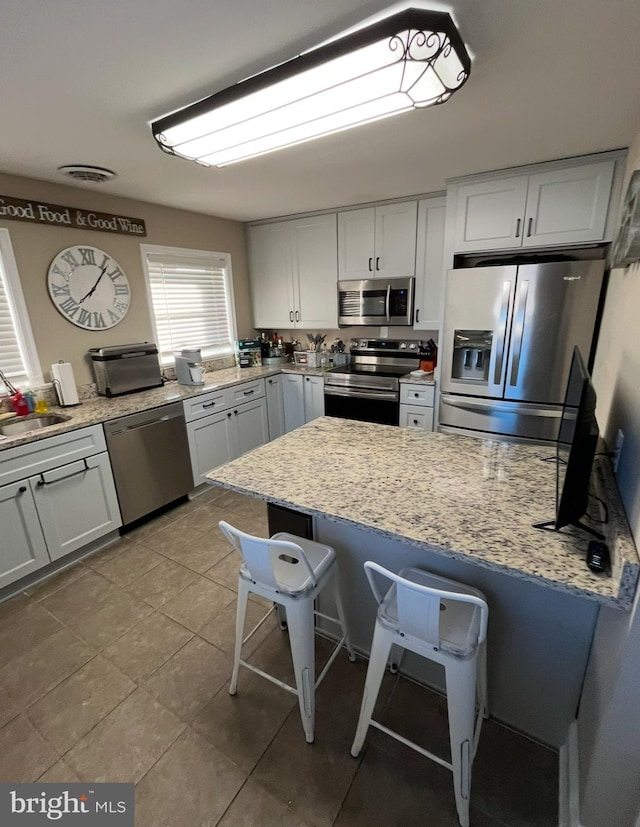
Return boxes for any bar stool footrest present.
[368,719,454,773]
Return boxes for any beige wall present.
[577,124,640,827]
[0,173,253,385]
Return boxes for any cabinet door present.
[399,404,434,431]
[249,222,295,329]
[522,161,615,247]
[303,375,325,423]
[31,453,122,562]
[231,397,269,459]
[0,481,50,588]
[452,176,529,252]
[414,197,446,330]
[265,375,285,441]
[337,208,375,279]
[374,202,418,278]
[291,214,338,328]
[282,374,305,432]
[187,411,234,486]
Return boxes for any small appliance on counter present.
[175,348,205,385]
[51,360,80,406]
[237,338,262,368]
[89,343,163,397]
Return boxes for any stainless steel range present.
[324,339,421,425]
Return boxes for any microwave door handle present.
[385,284,391,322]
[508,280,529,387]
[493,280,512,386]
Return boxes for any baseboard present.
[559,721,583,827]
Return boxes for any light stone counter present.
[206,416,638,609]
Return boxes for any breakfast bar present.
[206,416,638,747]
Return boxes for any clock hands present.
[78,263,109,304]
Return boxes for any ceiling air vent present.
[57,165,117,183]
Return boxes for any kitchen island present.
[206,416,638,746]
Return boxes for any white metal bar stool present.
[351,562,489,827]
[218,520,355,743]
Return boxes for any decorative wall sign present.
[610,170,640,268]
[0,195,146,236]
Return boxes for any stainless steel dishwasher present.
[103,402,193,525]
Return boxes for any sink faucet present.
[0,368,18,395]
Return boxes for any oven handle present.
[385,284,391,322]
[324,386,398,402]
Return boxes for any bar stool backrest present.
[364,562,489,649]
[219,520,317,594]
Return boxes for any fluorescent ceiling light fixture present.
[151,7,471,167]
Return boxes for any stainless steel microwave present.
[338,277,415,326]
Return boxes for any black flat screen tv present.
[534,346,603,539]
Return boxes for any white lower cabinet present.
[399,383,435,432]
[185,379,269,484]
[0,481,49,588]
[265,375,285,440]
[282,373,325,433]
[30,453,121,562]
[0,425,122,588]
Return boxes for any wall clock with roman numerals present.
[47,245,131,330]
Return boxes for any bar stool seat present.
[351,563,489,827]
[219,520,355,744]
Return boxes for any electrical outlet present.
[614,429,624,472]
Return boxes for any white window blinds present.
[0,229,42,389]
[143,248,236,365]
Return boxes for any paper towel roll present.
[51,362,79,406]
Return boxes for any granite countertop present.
[206,416,639,610]
[0,365,283,451]
[0,361,435,451]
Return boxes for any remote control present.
[586,540,610,573]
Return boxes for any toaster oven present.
[89,343,164,397]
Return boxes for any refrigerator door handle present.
[493,280,512,385]
[440,395,562,418]
[509,280,529,387]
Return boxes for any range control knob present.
[399,342,407,349]
[408,342,417,349]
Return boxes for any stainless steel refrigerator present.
[438,260,605,442]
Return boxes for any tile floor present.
[0,487,558,826]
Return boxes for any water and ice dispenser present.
[451,330,492,383]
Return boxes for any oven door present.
[324,386,399,425]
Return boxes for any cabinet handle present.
[243,389,255,396]
[413,419,418,425]
[414,392,419,397]
[375,256,380,271]
[289,310,294,322]
[515,218,521,238]
[268,379,273,384]
[234,410,238,416]
[203,401,217,408]
[305,377,310,381]
[37,458,89,486]
[527,217,533,237]
[368,257,372,271]
[18,485,27,494]
[227,412,232,418]
[295,310,300,322]
[416,309,420,323]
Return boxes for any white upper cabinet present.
[414,196,446,330]
[249,214,337,329]
[450,157,619,253]
[338,202,417,279]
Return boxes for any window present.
[141,245,237,366]
[0,229,43,390]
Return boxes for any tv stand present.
[532,519,605,541]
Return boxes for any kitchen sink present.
[0,413,71,436]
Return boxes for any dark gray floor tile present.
[218,778,313,827]
[0,715,59,782]
[192,668,296,772]
[142,636,232,722]
[64,689,185,783]
[135,728,245,827]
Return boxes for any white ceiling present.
[1,0,639,223]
